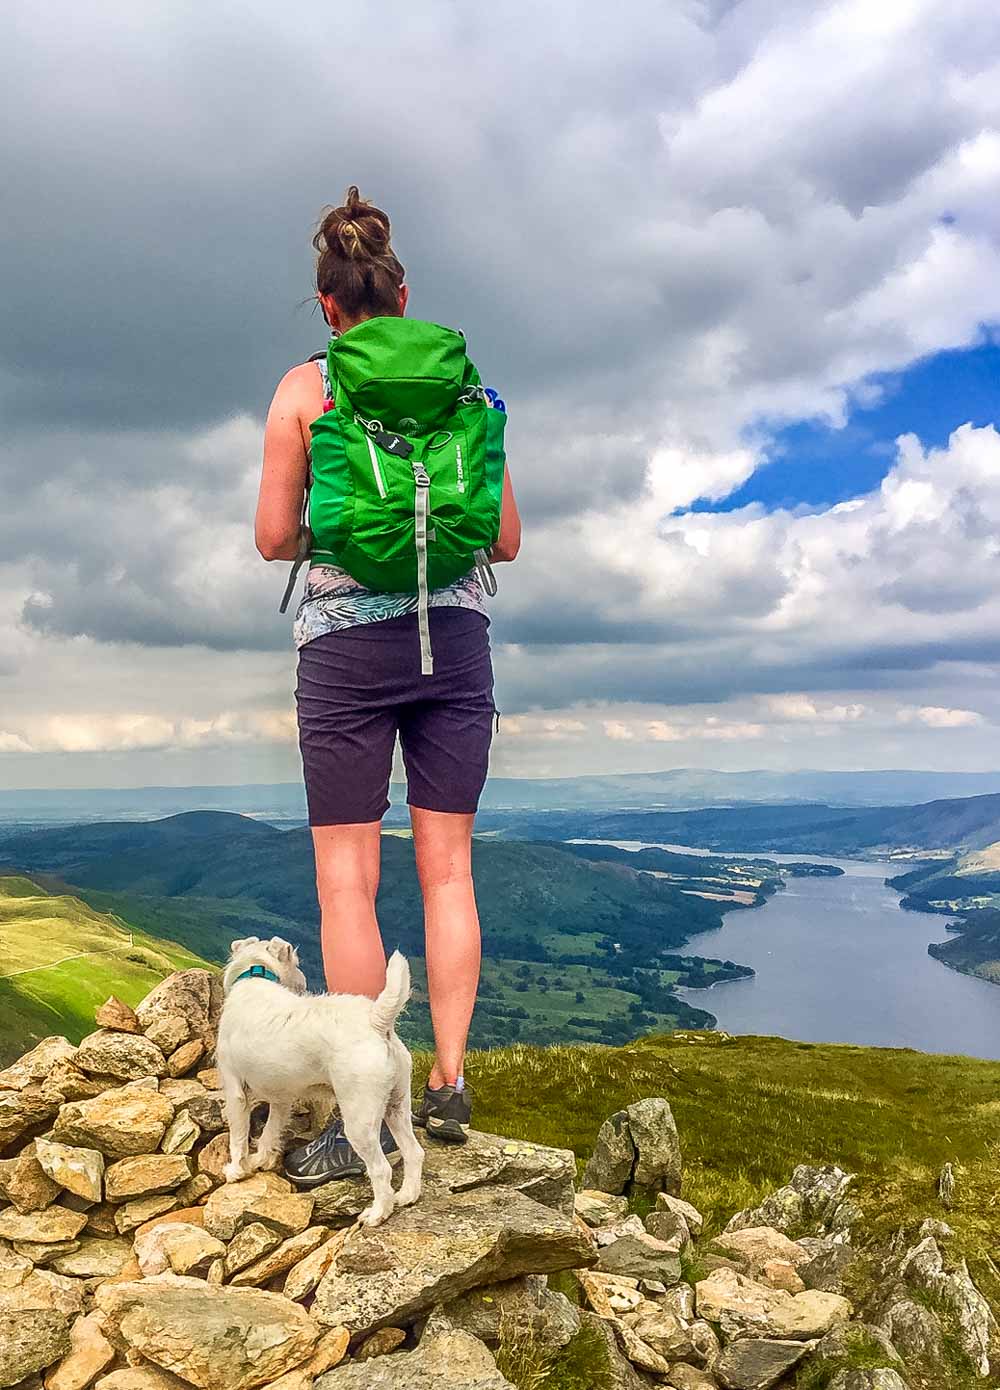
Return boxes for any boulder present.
[644,1208,690,1246]
[581,1111,636,1195]
[43,1312,116,1390]
[48,1239,133,1279]
[73,1031,167,1082]
[695,1268,851,1340]
[0,1307,71,1388]
[315,1327,515,1388]
[95,997,142,1033]
[35,1141,105,1205]
[5,1144,63,1213]
[576,1269,644,1319]
[160,1112,200,1156]
[167,1040,205,1078]
[113,1195,179,1235]
[194,1134,230,1184]
[133,1223,226,1278]
[595,1232,682,1284]
[0,1087,58,1157]
[283,1232,344,1302]
[184,1093,225,1134]
[52,1086,174,1158]
[202,1173,294,1241]
[41,1063,108,1105]
[578,1311,657,1390]
[229,1227,328,1288]
[799,1242,856,1294]
[575,1190,629,1227]
[760,1260,804,1293]
[134,971,221,1055]
[355,1328,406,1361]
[877,1296,945,1366]
[815,1323,901,1365]
[312,1129,576,1223]
[96,1275,320,1390]
[0,1207,88,1244]
[624,1303,696,1360]
[236,1192,315,1238]
[656,1193,704,1236]
[0,1038,77,1091]
[439,1274,580,1351]
[0,1269,86,1319]
[224,1222,283,1276]
[594,1214,646,1247]
[665,1368,717,1390]
[313,1185,594,1335]
[104,1154,191,1203]
[896,1235,996,1376]
[627,1098,683,1193]
[711,1228,808,1274]
[0,1245,33,1290]
[714,1337,813,1389]
[94,1371,192,1389]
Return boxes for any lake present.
[581,841,1000,1060]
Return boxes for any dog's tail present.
[371,951,410,1036]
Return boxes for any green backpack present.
[280,316,506,675]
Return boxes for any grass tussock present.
[495,1315,614,1390]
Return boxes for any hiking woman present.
[255,186,520,1185]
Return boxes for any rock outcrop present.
[1,974,997,1389]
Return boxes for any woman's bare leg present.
[312,822,385,998]
[410,807,481,1088]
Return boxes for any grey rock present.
[0,1307,71,1388]
[790,1165,854,1225]
[644,1208,690,1245]
[727,1166,854,1237]
[799,1243,856,1293]
[313,1185,595,1335]
[595,1232,682,1284]
[627,1098,683,1194]
[96,1274,320,1390]
[897,1236,996,1375]
[665,1368,717,1390]
[715,1338,812,1389]
[73,1031,167,1082]
[827,1373,909,1390]
[594,1215,646,1247]
[581,1111,637,1195]
[626,1303,696,1360]
[315,1327,515,1388]
[878,1296,945,1365]
[313,1129,576,1222]
[575,1190,629,1227]
[0,1088,59,1158]
[0,1037,77,1092]
[816,1323,901,1365]
[725,1187,805,1236]
[578,1311,657,1390]
[438,1274,580,1351]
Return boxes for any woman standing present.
[255,186,520,1185]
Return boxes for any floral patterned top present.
[292,360,491,650]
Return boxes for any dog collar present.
[235,964,279,983]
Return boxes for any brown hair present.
[314,185,405,324]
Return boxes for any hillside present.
[887,846,1000,986]
[477,791,1000,855]
[0,874,210,1064]
[2,812,791,1049]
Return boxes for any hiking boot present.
[413,1081,472,1144]
[283,1118,400,1188]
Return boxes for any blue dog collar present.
[235,964,279,984]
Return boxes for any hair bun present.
[318,184,392,262]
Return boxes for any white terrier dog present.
[216,935,423,1227]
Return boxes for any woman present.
[255,186,520,1186]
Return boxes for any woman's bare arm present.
[492,467,521,562]
[255,367,313,561]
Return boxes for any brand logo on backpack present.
[372,429,414,459]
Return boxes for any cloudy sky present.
[2,0,1000,789]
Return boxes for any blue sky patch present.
[690,339,999,514]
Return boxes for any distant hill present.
[2,812,779,1050]
[887,844,1000,986]
[0,875,210,1065]
[7,769,1000,832]
[476,792,1000,855]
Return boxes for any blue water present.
[578,842,1000,1060]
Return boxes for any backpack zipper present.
[456,442,465,493]
[365,435,387,499]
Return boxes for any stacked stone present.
[0,971,596,1390]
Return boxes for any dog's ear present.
[267,937,298,964]
[229,936,261,957]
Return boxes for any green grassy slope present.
[0,875,212,1064]
[459,1030,1000,1309]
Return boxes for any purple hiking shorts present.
[296,608,496,826]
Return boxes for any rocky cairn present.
[0,973,996,1390]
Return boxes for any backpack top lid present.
[327,316,475,432]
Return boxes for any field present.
[0,875,210,1063]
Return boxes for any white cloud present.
[898,706,986,728]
